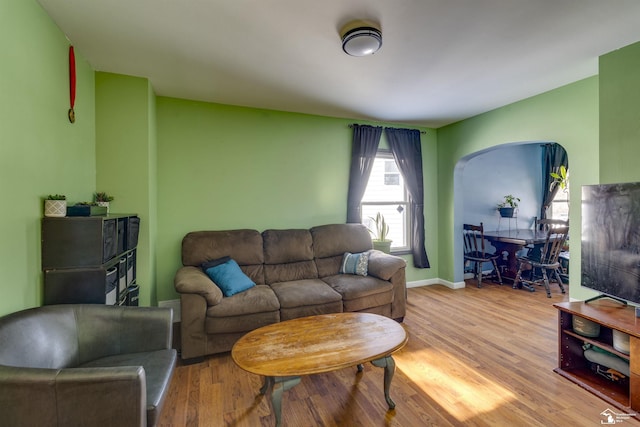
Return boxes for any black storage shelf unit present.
[42,214,140,306]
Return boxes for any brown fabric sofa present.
[0,304,176,427]
[174,223,407,360]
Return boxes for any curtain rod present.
[348,124,426,135]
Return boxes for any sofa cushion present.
[263,229,314,264]
[311,224,373,258]
[322,274,394,312]
[79,349,177,427]
[311,224,373,277]
[204,259,256,297]
[340,252,369,276]
[182,230,265,285]
[270,279,342,308]
[270,279,343,320]
[264,260,318,285]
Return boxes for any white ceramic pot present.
[373,240,392,254]
[44,200,67,217]
[97,201,110,214]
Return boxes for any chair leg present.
[513,266,522,290]
[514,264,535,292]
[541,269,552,298]
[553,268,566,294]
[476,262,482,288]
[492,260,502,285]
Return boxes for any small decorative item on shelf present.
[67,202,107,217]
[44,194,67,217]
[94,192,114,214]
[368,212,392,253]
[496,194,520,218]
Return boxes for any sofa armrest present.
[367,250,407,280]
[175,266,223,306]
[0,365,146,427]
[179,293,209,360]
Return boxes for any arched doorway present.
[452,141,568,284]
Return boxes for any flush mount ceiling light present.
[341,25,382,57]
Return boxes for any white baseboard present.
[407,278,466,290]
[158,299,181,323]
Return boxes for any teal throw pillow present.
[340,252,369,276]
[204,259,255,297]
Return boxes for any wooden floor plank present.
[158,281,640,426]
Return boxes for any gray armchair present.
[0,304,176,427]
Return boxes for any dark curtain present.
[540,143,568,220]
[346,125,382,223]
[385,127,430,268]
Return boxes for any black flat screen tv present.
[582,181,640,305]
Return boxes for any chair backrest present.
[538,226,569,265]
[463,223,487,257]
[534,216,568,232]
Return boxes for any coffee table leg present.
[260,376,274,395]
[371,355,396,409]
[270,376,300,427]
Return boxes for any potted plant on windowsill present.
[94,192,114,214]
[44,194,67,217]
[368,212,392,254]
[497,194,520,218]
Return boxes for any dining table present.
[482,228,552,282]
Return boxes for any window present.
[360,151,411,252]
[550,179,569,222]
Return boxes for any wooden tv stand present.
[554,300,640,417]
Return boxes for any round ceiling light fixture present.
[341,26,382,57]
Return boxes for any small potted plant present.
[550,165,568,193]
[368,212,392,253]
[497,194,520,218]
[44,194,67,217]
[94,192,114,213]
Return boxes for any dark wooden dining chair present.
[529,217,569,276]
[463,223,503,288]
[534,216,568,232]
[513,225,569,297]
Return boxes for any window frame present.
[549,189,569,221]
[360,150,412,254]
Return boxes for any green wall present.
[599,41,640,184]
[438,77,600,300]
[4,2,640,315]
[96,72,157,306]
[0,1,96,316]
[154,98,438,301]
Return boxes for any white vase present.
[44,200,67,217]
[97,201,110,214]
[373,240,392,254]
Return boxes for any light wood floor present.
[158,281,640,426]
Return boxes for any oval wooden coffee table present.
[231,312,408,426]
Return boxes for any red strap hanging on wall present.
[69,45,76,123]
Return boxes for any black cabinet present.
[42,214,139,305]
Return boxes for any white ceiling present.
[38,0,640,128]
